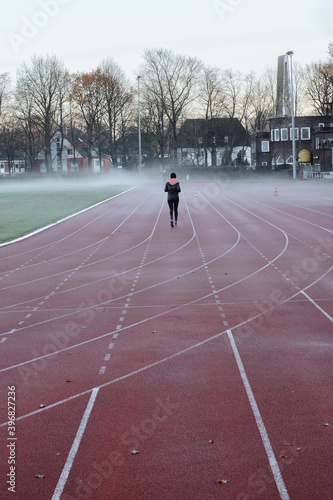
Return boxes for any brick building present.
[251,115,333,173]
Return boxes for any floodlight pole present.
[137,75,142,177]
[286,51,297,180]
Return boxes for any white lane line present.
[52,387,99,500]
[301,291,333,323]
[227,330,289,500]
[99,366,106,375]
[0,337,7,343]
[3,262,332,376]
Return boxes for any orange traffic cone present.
[274,187,278,197]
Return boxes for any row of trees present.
[0,45,333,172]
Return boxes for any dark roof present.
[62,128,90,157]
[114,132,154,155]
[177,118,249,148]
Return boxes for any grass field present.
[0,178,133,244]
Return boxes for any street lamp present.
[286,51,297,179]
[137,75,142,176]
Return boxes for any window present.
[271,129,274,141]
[262,162,267,166]
[274,129,280,141]
[316,137,320,149]
[261,141,269,152]
[290,128,299,140]
[67,148,73,155]
[281,128,288,141]
[286,155,293,165]
[301,127,310,140]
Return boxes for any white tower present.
[276,54,292,117]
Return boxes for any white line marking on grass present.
[227,330,290,500]
[52,387,99,500]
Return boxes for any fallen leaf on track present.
[35,474,45,479]
[39,404,46,408]
[131,450,139,455]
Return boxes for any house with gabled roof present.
[177,117,251,167]
[35,129,111,174]
[0,154,26,176]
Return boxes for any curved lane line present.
[0,265,332,427]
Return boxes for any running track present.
[0,179,332,500]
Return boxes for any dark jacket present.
[164,179,181,201]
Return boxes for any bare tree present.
[303,61,333,115]
[16,54,68,173]
[216,69,254,164]
[98,58,134,166]
[199,66,225,119]
[246,70,276,133]
[0,117,23,175]
[70,69,105,171]
[0,73,11,118]
[141,49,203,166]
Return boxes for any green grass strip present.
[0,180,133,244]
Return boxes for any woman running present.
[164,172,181,227]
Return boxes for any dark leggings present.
[168,199,179,222]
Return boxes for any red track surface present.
[0,180,332,500]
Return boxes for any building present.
[35,129,111,174]
[177,117,251,167]
[0,155,26,176]
[251,114,333,173]
[251,54,333,174]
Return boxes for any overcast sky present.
[1,0,332,84]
